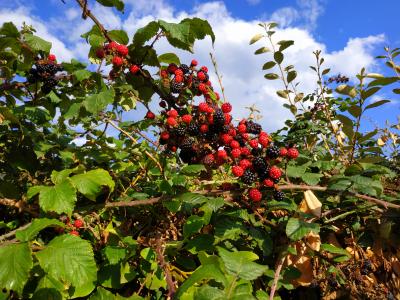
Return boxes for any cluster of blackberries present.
[153,60,300,203]
[95,41,141,78]
[327,74,349,84]
[27,55,62,94]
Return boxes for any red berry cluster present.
[154,60,300,203]
[57,216,85,236]
[95,41,140,78]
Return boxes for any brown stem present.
[155,238,176,298]
[270,255,286,300]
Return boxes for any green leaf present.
[286,164,306,178]
[133,21,160,47]
[254,47,270,55]
[70,169,115,201]
[36,235,97,298]
[175,263,227,298]
[364,100,390,110]
[90,287,143,299]
[336,114,353,127]
[180,164,206,176]
[278,40,294,51]
[158,53,180,65]
[264,73,279,80]
[361,86,380,99]
[262,61,276,70]
[95,0,124,12]
[16,218,65,242]
[24,34,52,53]
[73,69,92,81]
[0,243,33,295]
[301,173,323,185]
[367,77,398,87]
[249,33,263,45]
[183,215,205,238]
[38,180,77,215]
[108,30,129,45]
[320,244,351,257]
[276,90,289,99]
[274,51,284,64]
[178,192,208,205]
[0,22,19,38]
[51,169,75,184]
[33,275,66,300]
[393,88,400,94]
[217,247,268,280]
[286,218,320,241]
[348,105,361,118]
[336,84,357,98]
[83,88,115,114]
[287,70,297,83]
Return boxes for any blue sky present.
[1,0,399,133]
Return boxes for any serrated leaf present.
[0,22,19,38]
[38,180,77,215]
[73,69,92,81]
[365,100,390,110]
[16,218,65,242]
[249,33,263,45]
[254,47,269,55]
[262,61,276,70]
[0,243,33,295]
[133,21,160,47]
[180,164,206,176]
[286,218,320,241]
[158,52,180,65]
[264,73,279,80]
[274,51,284,64]
[108,30,129,45]
[24,34,52,53]
[217,247,267,280]
[183,215,205,238]
[287,70,297,83]
[70,169,114,201]
[95,0,124,12]
[36,235,97,298]
[278,40,294,51]
[336,84,357,98]
[178,192,207,205]
[83,89,115,114]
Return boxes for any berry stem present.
[209,52,227,103]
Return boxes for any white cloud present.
[0,1,385,132]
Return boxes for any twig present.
[155,238,176,298]
[209,53,227,103]
[0,222,32,244]
[270,255,286,300]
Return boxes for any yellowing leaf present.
[303,190,322,217]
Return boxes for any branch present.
[270,255,286,300]
[0,222,32,245]
[155,238,176,298]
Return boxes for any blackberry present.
[171,81,184,93]
[273,177,280,184]
[206,131,219,144]
[242,169,256,184]
[251,147,262,156]
[246,120,262,134]
[41,78,58,94]
[235,135,246,147]
[191,78,200,91]
[175,125,187,137]
[180,137,194,151]
[180,64,190,74]
[179,149,196,164]
[213,109,225,127]
[252,156,267,172]
[200,72,209,82]
[266,145,280,159]
[274,190,285,201]
[188,123,200,136]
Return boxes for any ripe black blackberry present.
[171,81,184,93]
[266,145,280,159]
[222,125,230,133]
[213,109,225,127]
[246,120,262,134]
[235,135,246,147]
[258,169,270,180]
[242,169,256,184]
[41,78,58,94]
[180,137,194,151]
[252,156,267,172]
[274,190,285,201]
[251,147,262,156]
[206,131,219,144]
[175,125,186,136]
[180,64,190,74]
[179,149,196,164]
[188,123,200,136]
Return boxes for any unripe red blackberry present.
[203,153,215,165]
[167,109,178,118]
[160,70,168,78]
[167,63,178,74]
[198,102,209,113]
[145,111,155,119]
[231,148,241,158]
[221,102,232,113]
[74,219,84,229]
[181,114,192,124]
[263,178,274,187]
[129,65,140,74]
[112,56,123,67]
[238,124,247,133]
[249,139,259,148]
[197,71,206,81]
[241,147,251,157]
[159,100,167,108]
[48,54,56,61]
[167,117,177,127]
[230,140,240,149]
[160,132,170,140]
[239,159,252,169]
[279,148,288,157]
[249,188,262,202]
[116,44,128,56]
[269,166,282,180]
[70,230,79,236]
[200,66,208,73]
[96,48,106,58]
[232,165,244,177]
[200,124,208,133]
[287,148,299,159]
[259,135,269,147]
[217,149,227,160]
[221,134,233,145]
[175,75,184,83]
[191,59,198,66]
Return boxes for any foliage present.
[0,2,399,300]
